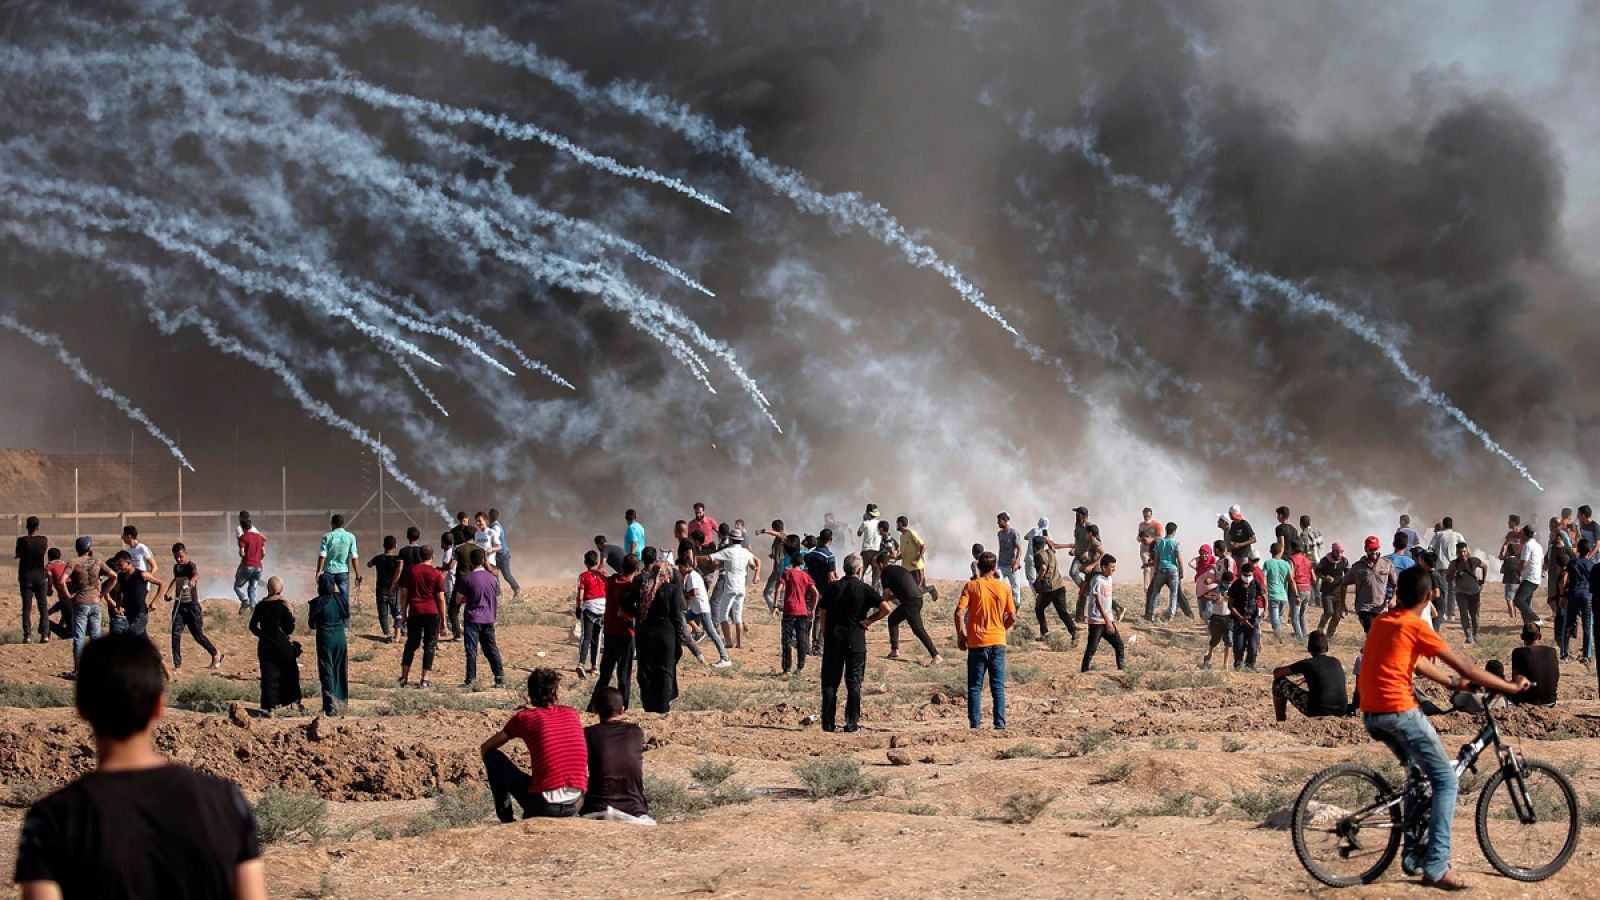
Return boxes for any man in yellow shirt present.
[896,516,938,600]
[954,551,1017,730]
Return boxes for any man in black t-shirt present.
[1225,505,1258,564]
[14,634,264,899]
[1273,506,1299,560]
[1509,624,1559,706]
[367,536,406,642]
[14,515,49,643]
[581,687,649,819]
[1272,630,1348,720]
[816,555,890,732]
[879,555,941,664]
[109,551,164,639]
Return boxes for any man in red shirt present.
[480,668,587,821]
[1359,566,1528,889]
[234,513,267,612]
[398,545,445,688]
[593,555,639,710]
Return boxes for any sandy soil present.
[0,577,1596,898]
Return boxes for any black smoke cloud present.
[0,0,1593,574]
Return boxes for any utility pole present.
[377,432,385,540]
[73,468,80,537]
[281,466,288,542]
[177,465,184,542]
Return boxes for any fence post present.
[73,468,79,537]
[177,466,184,542]
[281,466,288,544]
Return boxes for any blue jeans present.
[1268,595,1286,636]
[463,621,505,684]
[109,610,149,637]
[1364,707,1458,881]
[72,603,101,669]
[326,571,350,624]
[1144,568,1182,619]
[496,550,521,594]
[692,611,728,662]
[234,565,262,608]
[1290,589,1312,641]
[966,645,1006,729]
[999,565,1025,602]
[1558,597,1593,659]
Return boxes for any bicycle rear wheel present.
[1292,763,1403,886]
[1475,759,1580,881]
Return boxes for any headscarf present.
[1194,544,1215,576]
[637,557,673,620]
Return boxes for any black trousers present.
[376,590,399,637]
[446,596,464,639]
[1081,623,1124,672]
[19,578,48,640]
[483,749,581,822]
[1035,587,1078,637]
[402,612,439,671]
[820,646,867,731]
[170,603,217,668]
[887,596,938,657]
[594,633,635,710]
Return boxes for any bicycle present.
[1291,690,1580,886]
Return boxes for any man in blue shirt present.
[804,530,838,655]
[1385,532,1416,605]
[624,509,646,560]
[488,508,521,601]
[316,514,360,624]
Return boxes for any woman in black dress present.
[248,575,302,713]
[635,547,693,714]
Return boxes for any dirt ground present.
[0,576,1597,898]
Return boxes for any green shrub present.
[1000,788,1056,824]
[644,776,700,818]
[1132,791,1217,817]
[170,677,255,713]
[795,756,887,799]
[1220,737,1247,753]
[1043,631,1075,652]
[1229,786,1291,820]
[704,781,754,808]
[1008,663,1043,684]
[690,758,738,787]
[254,788,328,844]
[999,742,1045,760]
[905,803,941,816]
[377,689,500,717]
[1150,735,1198,751]
[0,681,74,708]
[403,786,493,835]
[1583,793,1600,828]
[1096,760,1139,784]
[1055,730,1114,758]
[676,682,743,712]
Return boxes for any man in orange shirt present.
[954,550,1017,730]
[1359,566,1528,890]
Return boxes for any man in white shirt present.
[488,508,521,600]
[120,526,154,573]
[708,530,760,652]
[857,504,883,589]
[1514,524,1544,627]
[1429,516,1464,622]
[680,557,731,667]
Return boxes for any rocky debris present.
[886,749,913,766]
[228,702,251,730]
[307,716,328,742]
[930,692,948,705]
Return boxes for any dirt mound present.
[0,709,496,800]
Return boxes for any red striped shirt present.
[503,706,588,793]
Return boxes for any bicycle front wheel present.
[1475,759,1580,881]
[1292,763,1402,887]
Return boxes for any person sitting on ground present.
[13,633,267,899]
[581,687,650,821]
[480,668,587,821]
[1508,623,1558,707]
[1358,566,1529,890]
[1272,630,1349,721]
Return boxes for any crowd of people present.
[11,498,1599,895]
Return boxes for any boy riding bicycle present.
[1358,563,1529,890]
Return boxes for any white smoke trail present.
[0,219,449,517]
[396,356,449,416]
[3,169,525,378]
[157,309,451,520]
[230,29,732,215]
[0,311,194,471]
[0,187,443,369]
[340,8,1019,334]
[1024,122,1544,491]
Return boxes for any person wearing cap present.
[1315,542,1351,639]
[707,528,759,652]
[1341,536,1398,633]
[1224,505,1257,566]
[857,505,883,590]
[66,537,116,675]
